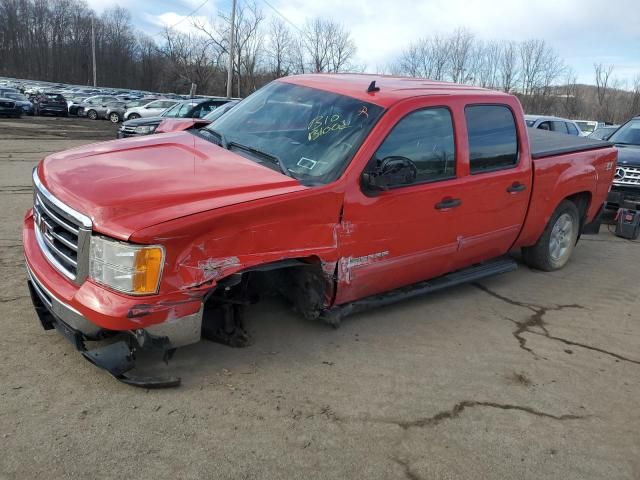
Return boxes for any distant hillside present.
[520,83,640,124]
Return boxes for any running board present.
[322,257,518,325]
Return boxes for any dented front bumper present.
[26,261,202,388]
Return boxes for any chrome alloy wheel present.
[549,212,574,262]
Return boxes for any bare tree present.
[194,1,265,97]
[266,18,292,78]
[472,40,501,88]
[561,69,581,119]
[498,41,518,93]
[301,18,356,73]
[448,28,474,83]
[594,63,615,121]
[627,75,640,119]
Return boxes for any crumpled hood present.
[39,132,306,240]
[615,144,640,167]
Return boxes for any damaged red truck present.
[23,74,617,387]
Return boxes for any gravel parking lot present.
[1,117,639,480]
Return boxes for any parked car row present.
[0,76,239,123]
[118,98,238,138]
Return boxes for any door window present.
[465,105,518,173]
[566,122,580,136]
[551,121,568,133]
[371,108,456,185]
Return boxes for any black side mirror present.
[362,156,418,194]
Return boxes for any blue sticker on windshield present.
[297,157,317,169]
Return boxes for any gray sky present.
[87,0,640,86]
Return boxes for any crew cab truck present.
[23,74,616,387]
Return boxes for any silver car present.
[124,99,179,120]
[79,95,120,119]
[524,115,583,136]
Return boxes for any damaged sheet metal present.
[338,251,389,284]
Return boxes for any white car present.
[124,99,180,120]
[524,115,583,136]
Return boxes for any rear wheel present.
[109,112,121,123]
[87,109,98,120]
[522,200,580,271]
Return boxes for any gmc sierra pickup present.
[23,74,617,387]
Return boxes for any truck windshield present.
[608,119,640,145]
[200,82,384,184]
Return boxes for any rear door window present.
[566,123,580,136]
[551,121,568,134]
[465,105,519,173]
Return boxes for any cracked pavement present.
[1,117,639,479]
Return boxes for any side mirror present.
[362,156,418,194]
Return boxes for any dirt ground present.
[0,116,639,480]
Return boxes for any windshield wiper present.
[197,128,228,148]
[228,141,294,178]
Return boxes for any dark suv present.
[0,97,22,117]
[34,93,68,116]
[606,116,640,209]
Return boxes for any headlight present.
[89,236,164,295]
[135,125,156,134]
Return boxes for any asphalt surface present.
[1,116,639,480]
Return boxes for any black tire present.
[109,112,121,123]
[522,200,580,271]
[128,113,141,120]
[87,109,98,120]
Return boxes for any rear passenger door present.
[450,105,531,269]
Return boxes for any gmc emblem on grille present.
[37,212,47,235]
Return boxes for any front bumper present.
[38,106,67,114]
[607,185,640,209]
[24,212,204,387]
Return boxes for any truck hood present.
[39,132,306,240]
[615,144,640,167]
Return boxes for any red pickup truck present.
[23,74,616,387]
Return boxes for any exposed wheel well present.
[199,257,335,346]
[564,191,592,241]
[565,191,591,225]
[204,257,334,320]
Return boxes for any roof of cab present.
[279,73,509,108]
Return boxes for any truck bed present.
[528,128,612,159]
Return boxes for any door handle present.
[507,182,527,193]
[435,197,462,210]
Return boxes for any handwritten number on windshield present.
[308,114,351,141]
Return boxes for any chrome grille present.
[614,166,640,186]
[32,170,92,283]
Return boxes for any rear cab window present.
[465,105,519,174]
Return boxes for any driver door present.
[335,105,467,305]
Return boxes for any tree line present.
[1,0,638,123]
[388,28,640,123]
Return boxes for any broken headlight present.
[134,125,156,134]
[89,235,164,295]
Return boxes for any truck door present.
[449,104,531,269]
[334,104,467,305]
